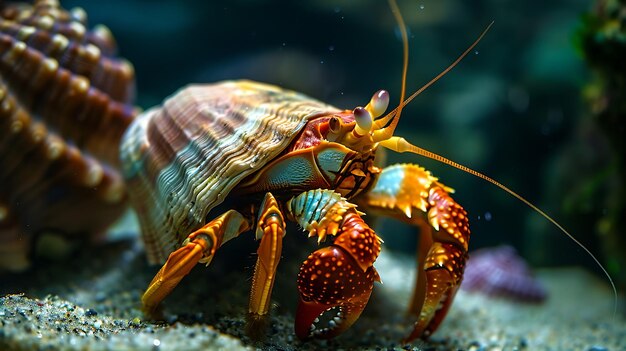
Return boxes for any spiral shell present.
[461,245,547,302]
[120,80,339,263]
[0,0,136,270]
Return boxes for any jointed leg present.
[142,209,251,314]
[356,164,470,341]
[247,193,286,339]
[407,219,433,316]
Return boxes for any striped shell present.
[0,0,136,270]
[120,80,339,263]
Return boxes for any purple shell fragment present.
[461,245,547,303]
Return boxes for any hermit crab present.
[119,1,484,339]
[0,0,615,344]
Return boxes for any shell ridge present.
[162,99,248,230]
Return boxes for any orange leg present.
[407,219,433,317]
[142,209,251,315]
[358,164,470,341]
[246,193,286,339]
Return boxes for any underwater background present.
[1,0,625,350]
[61,0,625,283]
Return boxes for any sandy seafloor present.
[1,213,624,351]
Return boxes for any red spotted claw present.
[290,198,381,339]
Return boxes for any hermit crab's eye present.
[353,106,372,135]
[365,90,389,118]
[328,116,342,133]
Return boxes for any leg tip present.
[245,312,269,341]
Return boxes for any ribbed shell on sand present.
[120,80,340,263]
[0,0,135,270]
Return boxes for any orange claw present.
[294,209,381,339]
[287,190,382,339]
[295,246,380,339]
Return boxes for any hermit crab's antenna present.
[379,0,409,134]
[379,0,618,316]
[373,15,493,141]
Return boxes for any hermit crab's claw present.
[295,246,380,339]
